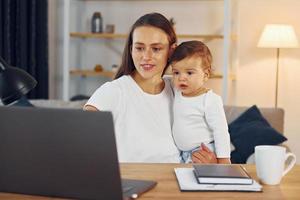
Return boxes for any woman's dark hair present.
[169,40,212,74]
[114,13,177,79]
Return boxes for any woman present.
[84,13,218,163]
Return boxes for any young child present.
[170,40,231,164]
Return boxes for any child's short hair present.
[170,40,212,73]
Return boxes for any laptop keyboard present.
[122,186,133,193]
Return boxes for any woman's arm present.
[83,80,121,113]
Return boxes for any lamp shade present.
[257,24,299,48]
[0,57,37,105]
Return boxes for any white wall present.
[236,0,300,162]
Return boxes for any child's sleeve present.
[204,92,231,158]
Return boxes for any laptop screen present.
[0,106,123,199]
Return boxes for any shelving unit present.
[62,0,235,101]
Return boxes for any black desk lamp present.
[0,56,37,105]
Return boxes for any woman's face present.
[131,26,170,80]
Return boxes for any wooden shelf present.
[178,34,223,39]
[210,73,236,80]
[70,32,224,40]
[70,32,127,39]
[210,73,223,79]
[70,69,115,78]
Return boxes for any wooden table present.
[121,163,300,200]
[0,164,299,199]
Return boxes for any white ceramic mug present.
[255,145,296,185]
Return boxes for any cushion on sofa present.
[229,105,287,163]
[30,99,87,109]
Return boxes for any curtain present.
[0,0,48,99]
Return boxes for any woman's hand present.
[192,143,218,163]
[83,105,99,111]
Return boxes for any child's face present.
[172,56,209,96]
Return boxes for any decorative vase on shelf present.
[91,12,103,33]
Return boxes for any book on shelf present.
[193,164,253,185]
[174,168,262,192]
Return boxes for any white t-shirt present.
[85,75,180,163]
[172,89,231,158]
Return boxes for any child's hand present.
[192,143,217,163]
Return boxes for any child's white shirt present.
[172,89,231,158]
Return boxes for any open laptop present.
[0,106,156,199]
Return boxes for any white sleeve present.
[85,81,122,117]
[204,92,231,158]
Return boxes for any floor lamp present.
[257,24,299,108]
